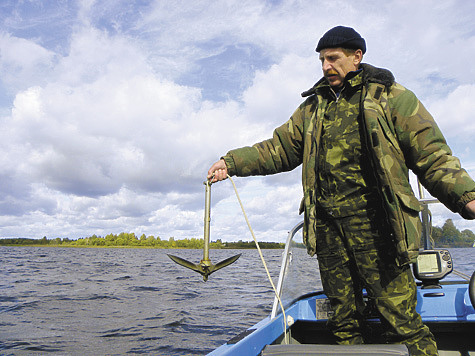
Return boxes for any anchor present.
[167,179,241,281]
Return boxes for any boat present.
[207,195,475,356]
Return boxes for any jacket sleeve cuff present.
[221,155,236,176]
[457,191,475,217]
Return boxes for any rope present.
[452,270,471,281]
[226,175,289,344]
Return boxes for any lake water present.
[0,246,474,355]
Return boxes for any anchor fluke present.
[212,253,241,272]
[167,179,240,281]
[167,254,203,273]
[167,253,241,281]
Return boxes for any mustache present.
[325,70,338,76]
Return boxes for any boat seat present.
[260,343,409,356]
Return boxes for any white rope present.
[452,270,471,281]
[226,175,289,344]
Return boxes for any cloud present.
[0,33,57,105]
[242,54,318,129]
[210,177,303,242]
[0,24,271,235]
[0,0,474,240]
[428,84,475,139]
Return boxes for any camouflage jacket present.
[223,63,475,265]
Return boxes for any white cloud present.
[0,33,57,92]
[242,54,318,130]
[428,84,475,139]
[0,0,474,240]
[210,177,302,242]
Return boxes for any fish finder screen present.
[417,253,440,273]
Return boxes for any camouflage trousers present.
[315,208,438,356]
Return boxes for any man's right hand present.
[207,159,228,182]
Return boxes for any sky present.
[0,0,474,243]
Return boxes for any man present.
[208,26,475,355]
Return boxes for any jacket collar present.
[301,63,395,98]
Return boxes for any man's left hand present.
[463,200,475,219]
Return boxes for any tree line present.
[0,232,285,249]
[0,219,473,248]
[432,219,475,248]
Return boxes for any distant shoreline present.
[0,245,287,249]
[0,239,289,249]
[0,243,472,249]
[1,219,474,248]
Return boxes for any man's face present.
[319,48,362,88]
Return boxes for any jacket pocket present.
[396,191,421,214]
[396,191,422,262]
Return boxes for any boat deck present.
[209,282,475,355]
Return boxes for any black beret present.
[316,26,366,54]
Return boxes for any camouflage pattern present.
[314,209,438,355]
[220,63,474,354]
[316,70,380,217]
[223,63,475,265]
[219,63,469,354]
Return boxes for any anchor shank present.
[202,180,212,264]
[167,178,240,281]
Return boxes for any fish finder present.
[413,249,453,287]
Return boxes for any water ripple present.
[4,247,469,355]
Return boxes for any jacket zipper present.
[330,86,345,102]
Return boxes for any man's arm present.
[206,105,306,183]
[389,84,475,216]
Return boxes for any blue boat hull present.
[209,281,475,355]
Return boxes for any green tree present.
[431,226,443,246]
[461,229,475,244]
[146,235,156,246]
[105,233,116,245]
[441,219,460,245]
[168,237,176,248]
[139,234,147,243]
